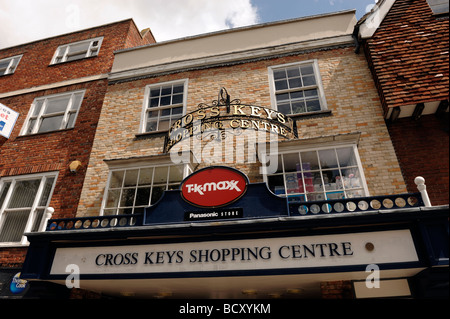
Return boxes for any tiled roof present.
[364,0,449,113]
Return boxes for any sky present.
[0,0,378,49]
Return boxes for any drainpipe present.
[414,177,432,207]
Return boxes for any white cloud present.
[0,0,259,49]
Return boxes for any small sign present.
[9,272,29,294]
[184,208,243,221]
[0,103,19,139]
[181,166,248,208]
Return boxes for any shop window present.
[21,90,85,135]
[264,146,368,203]
[50,37,103,64]
[141,80,188,133]
[268,60,327,115]
[102,164,191,216]
[0,172,57,245]
[0,55,22,76]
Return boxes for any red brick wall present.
[0,19,155,269]
[387,115,449,205]
[0,19,154,94]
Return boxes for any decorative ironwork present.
[164,88,297,152]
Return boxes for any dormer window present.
[51,37,103,64]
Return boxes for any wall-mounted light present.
[69,160,82,174]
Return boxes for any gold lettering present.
[183,113,193,126]
[197,109,206,120]
[270,123,279,134]
[263,107,277,120]
[277,112,286,123]
[251,120,260,130]
[250,106,261,117]
[230,119,240,128]
[211,106,220,117]
[241,119,250,128]
[233,105,245,115]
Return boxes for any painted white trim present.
[50,37,104,65]
[109,35,354,82]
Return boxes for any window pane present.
[273,69,286,80]
[0,182,11,208]
[8,179,40,208]
[153,166,168,184]
[300,65,314,75]
[138,168,154,186]
[173,85,184,94]
[105,189,120,208]
[120,188,135,207]
[0,210,30,242]
[32,100,44,116]
[38,115,64,133]
[302,75,316,86]
[109,171,124,188]
[337,147,357,167]
[168,165,184,183]
[45,96,69,114]
[160,95,171,106]
[288,78,302,89]
[31,208,45,232]
[283,153,300,172]
[150,186,165,204]
[286,67,300,78]
[318,149,338,169]
[135,187,151,206]
[306,99,321,112]
[172,94,183,104]
[71,93,83,110]
[67,113,77,128]
[341,168,362,189]
[123,169,138,187]
[38,177,55,206]
[275,79,288,91]
[146,120,158,132]
[300,151,319,170]
[277,103,290,114]
[292,102,305,114]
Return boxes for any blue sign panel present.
[144,183,289,225]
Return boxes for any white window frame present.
[101,162,193,216]
[20,90,85,136]
[261,144,369,203]
[0,54,23,76]
[0,172,58,247]
[50,37,103,65]
[268,59,328,115]
[140,79,188,133]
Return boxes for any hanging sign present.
[164,88,297,152]
[0,103,19,139]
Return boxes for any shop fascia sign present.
[164,88,297,152]
[49,230,419,276]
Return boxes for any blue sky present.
[0,0,378,49]
[255,0,377,22]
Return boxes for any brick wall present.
[387,115,449,205]
[77,46,407,217]
[0,19,154,269]
[0,19,155,94]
